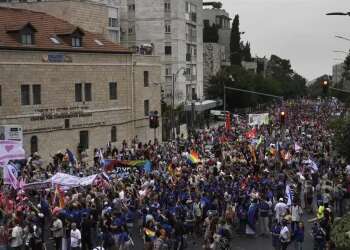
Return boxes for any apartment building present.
[119,0,204,105]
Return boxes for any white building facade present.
[120,0,204,106]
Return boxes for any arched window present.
[30,136,38,155]
[111,126,117,142]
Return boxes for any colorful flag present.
[167,164,175,176]
[294,143,302,152]
[66,149,77,167]
[188,151,200,164]
[245,128,257,139]
[143,160,152,174]
[3,164,19,189]
[225,112,231,130]
[55,185,65,208]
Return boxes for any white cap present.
[279,198,284,202]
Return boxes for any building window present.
[128,27,134,34]
[0,85,2,106]
[21,85,30,105]
[109,30,119,42]
[32,84,41,105]
[111,126,117,142]
[165,24,171,33]
[165,64,172,76]
[21,33,33,45]
[84,83,92,102]
[72,36,82,47]
[79,130,89,150]
[144,100,149,116]
[109,82,117,100]
[108,17,118,27]
[30,136,38,155]
[64,119,70,129]
[128,4,135,11]
[144,71,149,87]
[165,45,172,55]
[164,2,171,12]
[75,83,82,102]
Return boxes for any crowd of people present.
[0,98,349,250]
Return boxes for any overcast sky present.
[220,0,350,80]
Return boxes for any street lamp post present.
[171,67,186,140]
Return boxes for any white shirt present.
[10,225,23,248]
[280,226,290,242]
[275,202,288,219]
[70,228,81,248]
[291,205,303,222]
[346,165,350,176]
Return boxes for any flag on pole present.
[285,184,293,206]
[188,151,200,164]
[66,149,77,167]
[225,112,231,130]
[294,143,302,152]
[3,164,19,189]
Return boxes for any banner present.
[248,113,269,126]
[3,164,19,189]
[0,140,25,165]
[50,173,98,188]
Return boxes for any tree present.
[241,42,252,62]
[230,15,242,66]
[331,213,350,250]
[329,117,350,162]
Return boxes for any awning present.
[184,100,220,112]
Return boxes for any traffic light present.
[321,79,329,95]
[149,111,159,129]
[280,111,286,125]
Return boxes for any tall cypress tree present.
[230,15,242,66]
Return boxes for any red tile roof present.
[0,7,130,54]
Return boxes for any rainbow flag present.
[120,160,147,167]
[188,151,200,164]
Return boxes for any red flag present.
[245,128,257,139]
[225,112,231,130]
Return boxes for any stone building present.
[203,5,231,66]
[0,0,121,43]
[203,43,225,95]
[119,0,204,105]
[0,7,161,160]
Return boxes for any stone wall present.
[0,50,161,162]
[203,43,225,95]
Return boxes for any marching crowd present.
[0,98,349,250]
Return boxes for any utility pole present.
[171,74,175,140]
[223,84,226,112]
